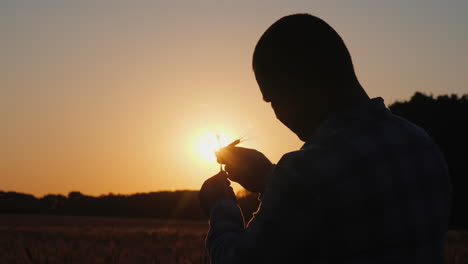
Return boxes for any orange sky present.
[1,1,467,197]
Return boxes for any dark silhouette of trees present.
[0,189,261,222]
[390,92,468,228]
[0,190,207,219]
[1,92,467,227]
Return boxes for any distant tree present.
[0,191,42,214]
[67,191,84,200]
[40,194,66,212]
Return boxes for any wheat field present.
[0,214,467,264]
[0,214,208,264]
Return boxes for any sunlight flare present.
[196,133,230,161]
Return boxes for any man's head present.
[253,14,366,141]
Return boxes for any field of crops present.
[0,214,467,264]
[0,214,208,264]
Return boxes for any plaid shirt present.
[206,97,451,264]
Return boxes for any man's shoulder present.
[272,106,444,179]
[316,110,437,156]
[278,111,441,178]
[386,113,437,145]
[271,144,342,190]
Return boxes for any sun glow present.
[196,133,230,161]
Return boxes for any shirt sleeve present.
[206,153,319,263]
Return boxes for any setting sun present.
[196,133,230,161]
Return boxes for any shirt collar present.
[301,97,390,150]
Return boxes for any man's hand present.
[199,171,237,216]
[216,146,273,193]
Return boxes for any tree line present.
[1,92,467,227]
[0,190,261,222]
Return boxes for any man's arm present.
[206,199,244,263]
[206,186,277,263]
[205,154,319,263]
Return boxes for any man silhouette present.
[199,14,450,263]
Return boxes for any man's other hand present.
[199,171,237,216]
[216,146,273,193]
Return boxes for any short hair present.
[253,14,356,92]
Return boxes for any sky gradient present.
[2,0,467,196]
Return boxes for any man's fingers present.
[224,164,232,173]
[215,152,224,164]
[224,164,236,179]
[225,165,242,183]
[202,171,227,188]
[215,148,235,165]
[199,171,236,216]
[210,171,229,184]
[215,170,228,178]
[215,147,249,165]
